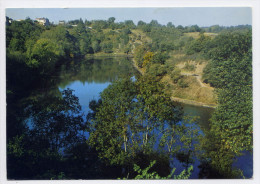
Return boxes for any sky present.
[5,7,252,27]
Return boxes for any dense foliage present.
[201,30,252,178]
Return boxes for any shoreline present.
[171,96,217,109]
[85,53,133,58]
[132,58,145,75]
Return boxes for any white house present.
[35,18,50,26]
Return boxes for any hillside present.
[162,60,216,107]
[130,30,217,107]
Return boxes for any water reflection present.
[181,104,215,131]
[59,57,137,110]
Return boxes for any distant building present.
[59,20,66,25]
[35,18,50,26]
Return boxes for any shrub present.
[178,78,189,88]
[184,63,196,71]
[170,68,182,83]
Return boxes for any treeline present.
[201,30,252,178]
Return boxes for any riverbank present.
[132,58,217,108]
[171,96,216,108]
[132,59,145,75]
[85,52,133,58]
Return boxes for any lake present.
[24,56,253,179]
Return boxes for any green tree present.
[146,63,167,77]
[40,25,75,57]
[151,52,169,64]
[88,76,183,165]
[108,17,115,24]
[167,22,175,28]
[27,38,63,72]
[186,34,211,55]
[124,20,136,29]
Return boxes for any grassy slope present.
[148,32,217,107]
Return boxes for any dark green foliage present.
[70,22,93,55]
[187,25,201,32]
[167,22,175,28]
[147,26,183,52]
[27,38,63,71]
[204,31,251,63]
[200,29,252,178]
[6,18,44,52]
[203,31,252,88]
[141,24,152,33]
[186,34,211,55]
[123,28,132,34]
[146,63,167,77]
[108,17,115,24]
[92,20,108,29]
[177,25,184,30]
[137,20,146,26]
[124,20,136,29]
[151,52,169,64]
[170,68,182,83]
[203,24,252,33]
[68,18,83,25]
[178,78,189,88]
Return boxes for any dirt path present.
[177,61,214,90]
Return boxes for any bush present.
[178,78,189,88]
[147,64,167,77]
[151,52,169,65]
[170,68,182,83]
[184,63,196,71]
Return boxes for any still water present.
[46,57,253,178]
